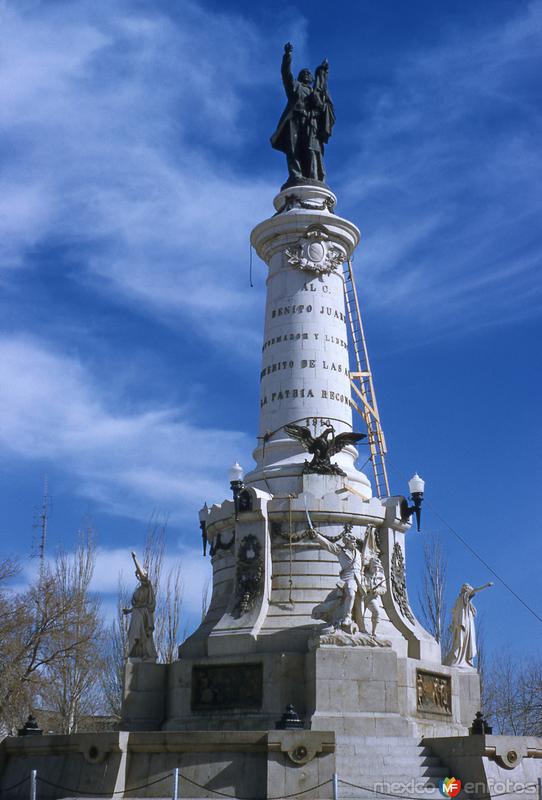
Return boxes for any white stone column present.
[247,185,371,497]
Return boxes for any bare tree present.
[476,615,489,708]
[157,562,183,663]
[101,515,185,717]
[101,579,130,720]
[484,650,542,735]
[0,538,102,734]
[44,529,104,733]
[418,534,451,655]
[142,514,167,601]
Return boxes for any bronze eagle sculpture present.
[283,424,366,476]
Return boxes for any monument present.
[1,42,541,800]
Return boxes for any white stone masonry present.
[247,184,371,497]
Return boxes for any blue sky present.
[1,0,540,651]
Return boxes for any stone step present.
[337,765,449,780]
[339,735,427,744]
[339,762,450,774]
[338,759,451,780]
[340,754,445,766]
[338,768,450,779]
[339,744,434,756]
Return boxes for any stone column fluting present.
[246,184,371,498]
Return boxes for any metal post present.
[172,766,179,800]
[537,776,541,800]
[30,769,37,800]
[332,772,339,800]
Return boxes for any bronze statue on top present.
[271,42,335,187]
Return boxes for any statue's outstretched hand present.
[284,42,293,54]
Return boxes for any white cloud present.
[0,0,307,346]
[0,336,252,520]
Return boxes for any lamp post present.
[229,462,245,520]
[401,472,425,531]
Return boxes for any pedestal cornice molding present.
[251,186,360,264]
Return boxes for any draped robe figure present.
[445,582,492,667]
[124,551,158,662]
[271,43,335,184]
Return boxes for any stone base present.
[122,646,480,739]
[425,736,542,800]
[0,730,335,800]
[3,730,542,800]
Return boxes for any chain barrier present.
[3,770,537,799]
[35,771,174,796]
[181,771,332,799]
[339,777,439,800]
[0,774,30,793]
[21,771,331,800]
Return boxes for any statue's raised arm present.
[131,550,146,580]
[281,42,295,97]
[471,582,493,595]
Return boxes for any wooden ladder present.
[342,258,390,498]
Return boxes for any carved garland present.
[209,531,235,557]
[234,535,264,617]
[272,521,358,544]
[276,194,336,215]
[391,542,415,623]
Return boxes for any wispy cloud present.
[0,336,251,520]
[339,1,542,338]
[0,1,307,346]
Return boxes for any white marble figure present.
[123,551,158,662]
[361,555,387,636]
[310,525,385,635]
[445,582,492,668]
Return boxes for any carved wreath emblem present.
[285,224,344,275]
[234,535,263,617]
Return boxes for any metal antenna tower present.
[342,259,390,498]
[32,476,50,576]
